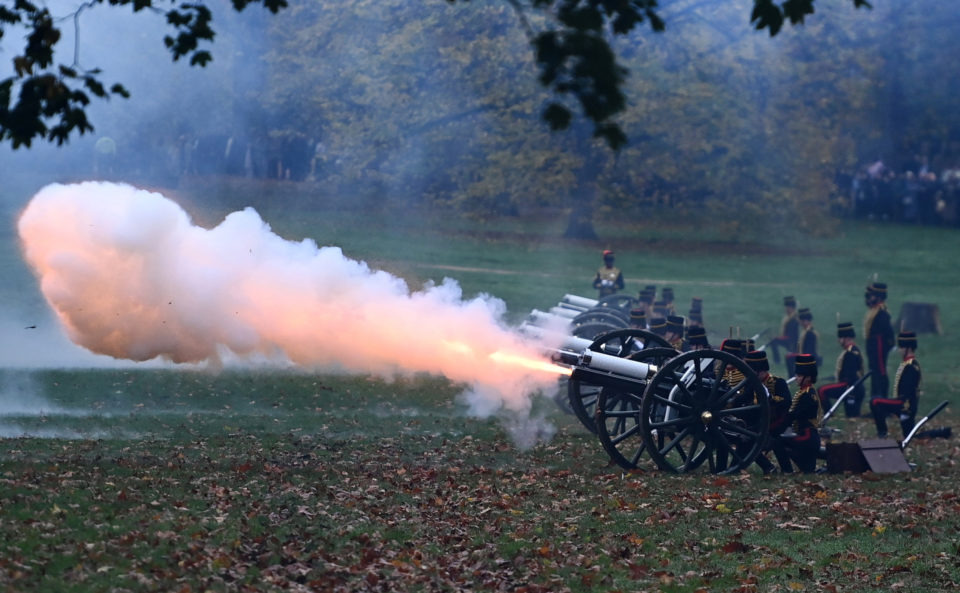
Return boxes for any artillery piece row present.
[521,294,769,476]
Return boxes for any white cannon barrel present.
[518,323,593,353]
[561,294,598,309]
[579,350,657,380]
[549,306,581,319]
[527,309,573,329]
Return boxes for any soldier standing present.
[864,282,895,398]
[818,322,865,417]
[592,250,624,297]
[870,331,921,439]
[772,353,823,473]
[785,308,819,377]
[767,296,800,365]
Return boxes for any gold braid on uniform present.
[863,303,886,339]
[789,386,823,431]
[780,312,796,336]
[893,359,921,413]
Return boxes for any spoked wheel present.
[570,322,620,341]
[572,310,629,329]
[568,329,675,434]
[594,295,638,320]
[595,347,681,469]
[640,350,769,474]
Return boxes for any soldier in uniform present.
[661,287,676,315]
[592,250,624,297]
[870,331,921,439]
[818,322,865,417]
[767,296,800,365]
[687,309,704,329]
[648,317,667,338]
[686,326,711,350]
[715,338,744,472]
[771,353,823,473]
[864,282,895,398]
[745,350,791,474]
[665,315,686,351]
[786,308,820,377]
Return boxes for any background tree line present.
[3,0,959,238]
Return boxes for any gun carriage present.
[525,296,770,475]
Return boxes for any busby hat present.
[653,301,669,316]
[688,309,703,323]
[719,338,743,358]
[866,282,888,301]
[837,322,855,338]
[687,326,709,347]
[629,308,647,325]
[794,353,818,380]
[638,290,655,304]
[666,315,685,333]
[649,317,667,336]
[798,307,813,321]
[897,330,918,350]
[602,249,615,257]
[783,296,797,308]
[661,287,675,302]
[745,350,770,373]
[690,297,703,312]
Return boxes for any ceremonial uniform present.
[768,296,799,365]
[666,315,686,351]
[870,331,921,438]
[772,354,822,473]
[864,282,894,398]
[745,350,790,474]
[592,250,624,297]
[786,308,819,377]
[818,322,865,417]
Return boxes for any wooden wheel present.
[639,350,769,474]
[567,329,674,434]
[595,347,682,469]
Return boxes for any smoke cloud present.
[17,182,564,436]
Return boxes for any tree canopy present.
[1,0,870,150]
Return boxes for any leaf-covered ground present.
[1,370,958,592]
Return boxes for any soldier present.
[772,353,823,473]
[686,326,711,350]
[687,309,704,329]
[870,331,921,439]
[766,296,800,365]
[818,322,865,417]
[786,308,820,377]
[864,282,895,398]
[665,315,686,351]
[745,350,791,474]
[715,338,744,472]
[661,287,676,315]
[649,317,667,338]
[592,250,624,297]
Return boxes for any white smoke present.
[17,182,566,442]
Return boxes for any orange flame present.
[489,350,572,376]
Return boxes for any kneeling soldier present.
[772,353,823,473]
[745,350,791,474]
[870,331,921,439]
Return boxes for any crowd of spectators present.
[838,152,960,226]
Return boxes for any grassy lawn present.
[2,178,959,592]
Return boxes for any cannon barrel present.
[561,294,598,310]
[527,309,573,328]
[549,306,581,319]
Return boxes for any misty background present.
[2,0,960,371]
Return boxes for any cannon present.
[527,294,772,475]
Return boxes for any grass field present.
[2,178,959,592]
